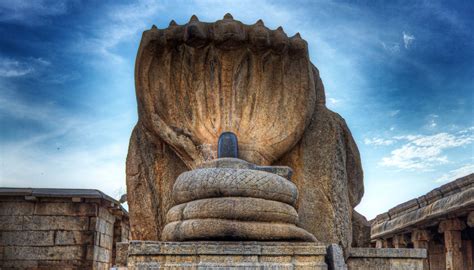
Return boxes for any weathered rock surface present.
[277,100,364,252]
[351,210,371,247]
[126,126,187,240]
[197,157,293,180]
[162,219,317,242]
[127,14,367,249]
[166,197,298,224]
[135,14,315,168]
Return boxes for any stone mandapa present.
[127,14,366,251]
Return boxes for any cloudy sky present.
[0,0,472,219]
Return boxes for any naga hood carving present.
[135,14,316,168]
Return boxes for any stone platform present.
[125,241,328,269]
[116,241,427,269]
[347,248,426,270]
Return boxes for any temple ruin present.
[372,173,474,270]
[0,188,130,269]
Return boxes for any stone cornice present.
[371,173,474,239]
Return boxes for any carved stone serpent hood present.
[135,14,317,168]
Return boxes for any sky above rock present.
[0,0,472,219]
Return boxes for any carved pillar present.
[382,238,393,248]
[466,212,474,270]
[467,211,474,227]
[463,211,474,269]
[412,229,431,270]
[375,239,383,248]
[438,219,466,270]
[462,240,473,270]
[393,234,409,248]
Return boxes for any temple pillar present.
[463,212,474,269]
[462,239,473,270]
[411,229,431,270]
[466,211,474,269]
[393,234,409,248]
[467,211,474,227]
[438,219,466,270]
[375,239,383,248]
[381,238,393,248]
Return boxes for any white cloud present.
[75,0,162,62]
[436,164,474,183]
[381,42,400,53]
[0,59,33,77]
[389,110,400,117]
[459,126,474,133]
[0,0,73,25]
[428,119,437,128]
[0,92,61,123]
[328,97,341,105]
[34,58,51,66]
[364,137,395,146]
[0,57,51,77]
[381,131,474,170]
[403,32,415,49]
[380,144,449,169]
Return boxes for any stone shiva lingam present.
[161,132,317,242]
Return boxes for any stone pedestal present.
[126,241,327,269]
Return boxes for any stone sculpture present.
[161,132,316,242]
[126,14,366,251]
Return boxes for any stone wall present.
[347,248,426,270]
[0,188,129,269]
[125,241,328,269]
[116,241,427,269]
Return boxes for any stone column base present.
[125,241,328,269]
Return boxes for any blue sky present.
[0,0,472,219]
